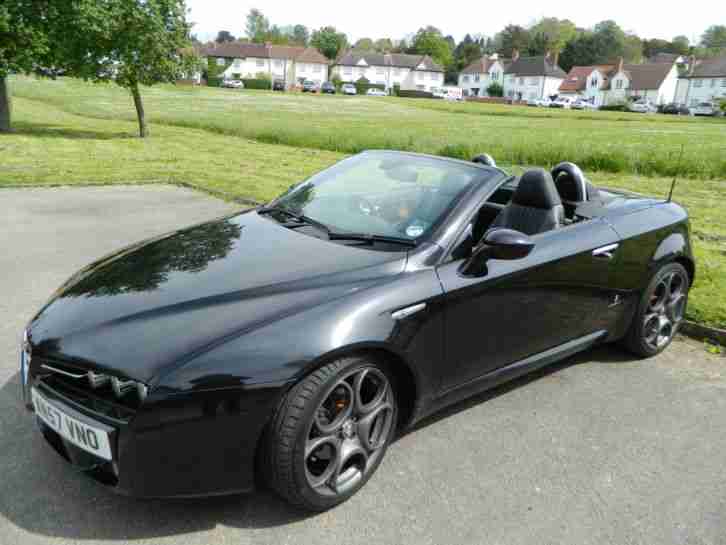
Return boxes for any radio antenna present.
[667,144,685,202]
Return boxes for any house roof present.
[647,52,683,64]
[686,56,726,78]
[559,65,614,92]
[334,51,443,72]
[616,63,674,90]
[461,56,500,74]
[504,55,567,78]
[200,42,328,64]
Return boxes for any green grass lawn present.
[1,76,724,328]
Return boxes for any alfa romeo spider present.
[21,151,694,511]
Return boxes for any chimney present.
[617,56,624,73]
[512,49,520,62]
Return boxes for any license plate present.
[31,388,112,461]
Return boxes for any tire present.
[622,262,690,358]
[265,356,398,511]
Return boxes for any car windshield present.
[270,153,491,242]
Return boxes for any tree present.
[559,32,600,72]
[374,38,394,52]
[215,30,235,43]
[701,25,726,53]
[245,8,270,43]
[495,25,530,57]
[311,26,348,60]
[592,20,626,61]
[291,24,309,46]
[0,1,53,132]
[486,82,503,97]
[353,38,374,50]
[56,0,194,138]
[528,17,577,54]
[623,34,643,64]
[409,26,453,68]
[671,35,690,55]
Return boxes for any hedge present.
[355,82,387,94]
[242,78,272,90]
[398,90,434,99]
[207,77,223,87]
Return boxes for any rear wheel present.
[623,262,689,357]
[266,357,397,511]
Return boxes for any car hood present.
[28,210,405,383]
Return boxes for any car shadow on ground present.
[0,344,635,540]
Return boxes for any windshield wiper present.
[328,233,416,247]
[258,206,331,235]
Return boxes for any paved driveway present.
[1,186,725,545]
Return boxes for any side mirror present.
[460,228,535,277]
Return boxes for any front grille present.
[35,358,145,421]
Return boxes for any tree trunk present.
[0,77,11,133]
[130,83,148,138]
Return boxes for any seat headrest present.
[512,169,562,209]
[552,162,587,203]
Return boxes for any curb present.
[680,321,726,346]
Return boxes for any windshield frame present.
[265,151,506,248]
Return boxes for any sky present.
[186,0,721,45]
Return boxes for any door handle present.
[592,243,619,260]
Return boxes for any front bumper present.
[26,373,284,498]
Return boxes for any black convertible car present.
[21,151,693,511]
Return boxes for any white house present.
[458,54,506,97]
[200,42,329,87]
[675,56,726,106]
[559,58,680,106]
[503,51,567,101]
[331,52,444,93]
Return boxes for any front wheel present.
[265,357,397,511]
[622,262,689,357]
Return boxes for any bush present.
[398,89,434,99]
[242,78,272,90]
[393,83,401,96]
[331,74,342,92]
[486,82,504,97]
[600,102,628,111]
[719,99,726,113]
[206,77,223,87]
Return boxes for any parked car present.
[690,102,724,117]
[221,79,244,89]
[528,97,552,107]
[550,96,575,109]
[273,79,285,92]
[432,87,446,99]
[320,81,336,94]
[628,100,657,113]
[571,99,598,110]
[660,103,691,115]
[22,150,694,512]
[366,88,387,97]
[302,80,319,93]
[341,83,357,95]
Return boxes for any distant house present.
[458,54,506,97]
[200,42,329,87]
[503,51,567,101]
[331,51,444,93]
[676,56,726,106]
[559,58,680,106]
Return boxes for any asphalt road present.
[1,186,724,545]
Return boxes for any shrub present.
[393,83,401,96]
[600,101,628,112]
[486,82,504,97]
[331,74,342,91]
[206,77,223,87]
[398,89,434,99]
[242,78,272,90]
[355,76,370,95]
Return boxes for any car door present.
[436,218,621,391]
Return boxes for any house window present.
[232,59,242,68]
[722,79,726,87]
[693,79,703,88]
[616,79,624,89]
[474,74,480,82]
[216,58,226,66]
[429,72,436,80]
[313,64,321,73]
[376,67,384,75]
[528,77,538,85]
[343,66,352,75]
[256,59,265,68]
[417,71,424,81]
[491,71,499,80]
[590,77,598,87]
[518,77,524,85]
[393,68,401,76]
[711,79,717,87]
[416,84,425,91]
[462,75,470,83]
[299,64,307,73]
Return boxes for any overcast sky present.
[186,0,719,45]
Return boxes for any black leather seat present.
[490,169,564,236]
[552,162,602,218]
